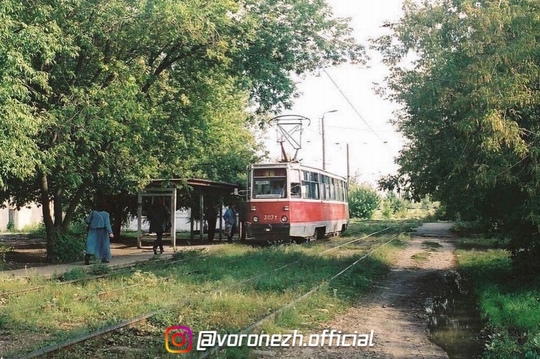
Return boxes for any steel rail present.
[10,227,394,358]
[198,233,400,358]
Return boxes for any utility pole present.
[346,143,350,185]
[321,109,337,170]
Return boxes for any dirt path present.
[273,222,456,358]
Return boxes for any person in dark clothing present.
[223,204,237,243]
[205,199,219,242]
[147,198,171,254]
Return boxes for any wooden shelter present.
[137,178,242,250]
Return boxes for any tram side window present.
[302,171,319,199]
[321,175,330,200]
[301,180,319,199]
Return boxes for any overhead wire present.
[323,68,388,144]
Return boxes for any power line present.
[323,68,387,143]
[326,125,396,133]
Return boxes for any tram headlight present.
[281,215,288,223]
[253,216,259,222]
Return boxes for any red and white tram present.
[243,162,349,243]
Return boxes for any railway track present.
[1,226,392,299]
[3,226,407,358]
[1,249,224,298]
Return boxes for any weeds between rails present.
[1,219,417,298]
[1,226,393,298]
[8,227,403,358]
[0,250,241,298]
[16,231,394,358]
[199,233,402,359]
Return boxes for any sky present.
[262,0,405,186]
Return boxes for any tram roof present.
[249,162,346,180]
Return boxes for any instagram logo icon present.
[165,325,193,353]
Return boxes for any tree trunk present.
[62,183,88,232]
[39,171,56,262]
[53,187,63,228]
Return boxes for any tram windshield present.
[252,167,287,198]
[253,178,286,198]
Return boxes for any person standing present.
[205,199,219,242]
[84,202,114,265]
[223,203,237,243]
[148,198,171,254]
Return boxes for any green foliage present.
[48,231,86,264]
[348,184,380,219]
[457,244,540,358]
[0,244,13,270]
[61,268,88,281]
[0,0,366,261]
[420,195,432,211]
[0,314,7,330]
[0,219,411,357]
[381,192,409,219]
[375,0,540,268]
[22,222,46,236]
[88,263,111,276]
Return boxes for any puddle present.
[426,271,485,359]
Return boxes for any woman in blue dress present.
[84,203,114,265]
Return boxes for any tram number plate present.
[263,214,278,221]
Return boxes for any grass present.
[411,252,430,263]
[342,218,422,238]
[455,239,540,358]
[422,240,442,249]
[1,219,411,358]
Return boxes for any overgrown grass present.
[411,252,430,263]
[341,218,422,238]
[0,243,13,270]
[456,238,540,358]
[61,268,88,281]
[422,240,442,249]
[1,219,411,358]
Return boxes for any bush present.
[48,230,86,263]
[0,244,13,270]
[61,268,88,281]
[381,192,409,219]
[89,263,111,275]
[348,185,381,219]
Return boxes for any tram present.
[243,162,349,243]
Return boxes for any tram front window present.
[254,178,286,198]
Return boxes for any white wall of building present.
[0,203,226,233]
[0,204,44,231]
[122,208,226,233]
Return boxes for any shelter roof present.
[146,178,242,192]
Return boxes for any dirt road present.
[273,222,456,358]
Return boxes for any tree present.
[0,0,366,260]
[375,0,540,270]
[348,183,380,219]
